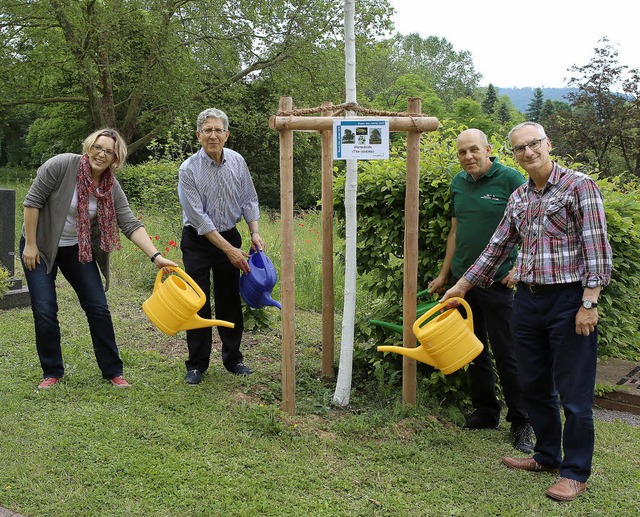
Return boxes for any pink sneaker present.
[109,376,131,388]
[38,377,60,389]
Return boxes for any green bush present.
[117,160,181,213]
[0,266,9,299]
[598,175,640,359]
[334,124,640,404]
[0,166,35,182]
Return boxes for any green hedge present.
[334,125,640,398]
[116,159,182,213]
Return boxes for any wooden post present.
[321,103,335,380]
[269,98,439,413]
[279,96,296,414]
[402,98,422,406]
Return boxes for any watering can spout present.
[178,315,235,332]
[377,345,436,367]
[262,293,282,310]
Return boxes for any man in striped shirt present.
[178,108,264,384]
[441,122,612,502]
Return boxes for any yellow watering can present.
[377,297,483,375]
[142,267,235,336]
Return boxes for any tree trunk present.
[333,0,357,407]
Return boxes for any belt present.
[518,281,582,294]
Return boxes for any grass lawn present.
[1,179,638,515]
[1,277,639,517]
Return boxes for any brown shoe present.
[501,456,559,474]
[545,477,587,501]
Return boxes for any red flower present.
[168,240,177,247]
[155,235,160,240]
[165,247,170,251]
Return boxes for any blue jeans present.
[20,238,123,379]
[512,283,597,482]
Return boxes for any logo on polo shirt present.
[481,194,501,202]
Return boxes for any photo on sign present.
[342,129,355,144]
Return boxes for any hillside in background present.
[496,87,577,112]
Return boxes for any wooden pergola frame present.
[269,96,439,414]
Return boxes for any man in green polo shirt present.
[428,128,533,452]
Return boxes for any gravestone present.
[0,188,30,309]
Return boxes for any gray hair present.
[508,121,546,141]
[196,108,229,131]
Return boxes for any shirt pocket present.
[542,199,569,237]
[511,202,528,234]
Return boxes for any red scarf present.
[76,154,121,263]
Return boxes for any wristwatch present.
[581,300,598,309]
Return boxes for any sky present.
[389,0,640,89]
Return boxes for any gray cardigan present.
[22,153,143,290]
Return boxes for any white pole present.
[333,0,357,406]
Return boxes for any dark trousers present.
[463,281,528,426]
[20,238,123,379]
[180,226,244,372]
[512,283,597,482]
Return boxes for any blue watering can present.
[239,249,282,310]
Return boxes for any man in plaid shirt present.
[442,122,612,502]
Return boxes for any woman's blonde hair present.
[81,128,128,171]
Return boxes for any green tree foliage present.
[372,74,445,118]
[0,0,394,163]
[553,38,640,177]
[452,98,498,135]
[481,84,497,115]
[525,87,544,121]
[362,33,481,109]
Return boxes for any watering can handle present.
[248,248,267,264]
[153,266,207,300]
[412,297,474,333]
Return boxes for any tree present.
[0,0,394,162]
[453,98,498,135]
[333,0,357,407]
[371,74,445,118]
[361,33,481,109]
[556,38,640,176]
[496,101,511,125]
[526,87,544,121]
[482,84,497,115]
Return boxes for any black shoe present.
[464,411,499,430]
[512,422,535,453]
[185,369,202,385]
[229,363,254,376]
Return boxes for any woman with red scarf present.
[21,128,176,389]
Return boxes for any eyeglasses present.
[91,144,115,157]
[199,128,227,136]
[512,138,547,156]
